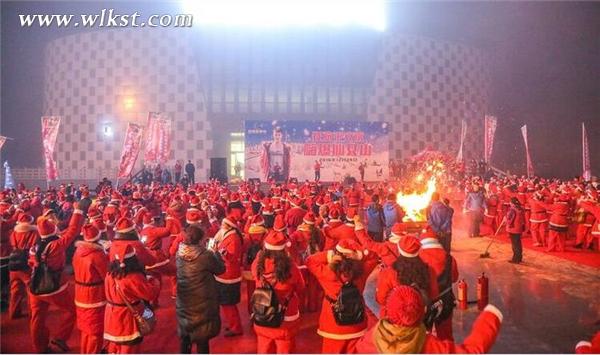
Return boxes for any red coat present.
[28,210,84,292]
[376,264,439,317]
[355,227,399,267]
[581,202,600,236]
[214,225,243,283]
[251,251,305,322]
[73,241,109,334]
[419,238,459,282]
[322,219,344,250]
[506,205,526,234]
[284,207,307,233]
[10,221,38,253]
[306,251,376,341]
[103,272,160,343]
[140,222,172,270]
[529,199,548,223]
[356,305,503,353]
[543,201,571,229]
[576,331,600,354]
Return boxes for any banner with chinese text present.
[41,116,61,181]
[118,123,143,178]
[245,120,390,181]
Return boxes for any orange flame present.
[396,177,437,222]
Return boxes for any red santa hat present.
[115,217,136,234]
[229,192,240,203]
[303,212,316,225]
[261,203,274,216]
[142,214,156,226]
[249,216,267,235]
[110,191,122,203]
[186,209,203,225]
[263,231,291,251]
[273,214,287,232]
[37,218,58,239]
[419,226,437,240]
[397,235,421,258]
[82,223,101,242]
[290,196,303,208]
[17,213,34,225]
[112,243,136,268]
[251,193,261,203]
[390,223,409,241]
[132,191,142,200]
[188,196,200,207]
[345,209,357,223]
[575,332,600,354]
[329,207,341,221]
[335,239,367,260]
[385,286,425,327]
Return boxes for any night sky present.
[1,1,599,179]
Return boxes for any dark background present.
[2,1,599,178]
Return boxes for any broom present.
[479,217,506,258]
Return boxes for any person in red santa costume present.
[110,217,156,268]
[542,192,572,252]
[284,196,307,235]
[8,213,38,319]
[418,226,459,340]
[73,223,110,353]
[104,244,160,354]
[289,212,324,312]
[528,190,549,247]
[251,228,306,353]
[322,207,344,250]
[242,214,268,314]
[483,192,500,234]
[355,220,408,267]
[575,331,600,354]
[575,190,597,250]
[324,209,360,250]
[580,193,600,251]
[375,234,439,318]
[305,239,377,354]
[27,206,84,353]
[213,211,245,337]
[356,285,503,353]
[139,213,178,304]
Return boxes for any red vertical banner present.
[144,112,159,163]
[144,112,172,165]
[156,117,172,164]
[0,136,6,151]
[582,122,591,181]
[484,115,497,164]
[521,125,534,178]
[118,123,143,178]
[456,119,467,163]
[41,116,61,181]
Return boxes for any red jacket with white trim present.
[73,241,109,315]
[214,224,243,283]
[306,250,377,340]
[103,272,160,343]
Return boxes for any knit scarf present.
[373,320,427,354]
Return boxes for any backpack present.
[326,281,365,326]
[423,254,456,328]
[29,237,63,295]
[8,249,30,271]
[250,278,288,328]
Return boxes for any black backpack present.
[326,281,365,326]
[250,278,288,328]
[29,237,62,295]
[423,254,456,328]
[8,249,30,271]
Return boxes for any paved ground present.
[2,224,599,353]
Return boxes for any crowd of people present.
[0,170,598,354]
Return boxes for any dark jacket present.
[176,243,225,341]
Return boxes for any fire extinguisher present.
[477,273,489,310]
[457,279,468,310]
